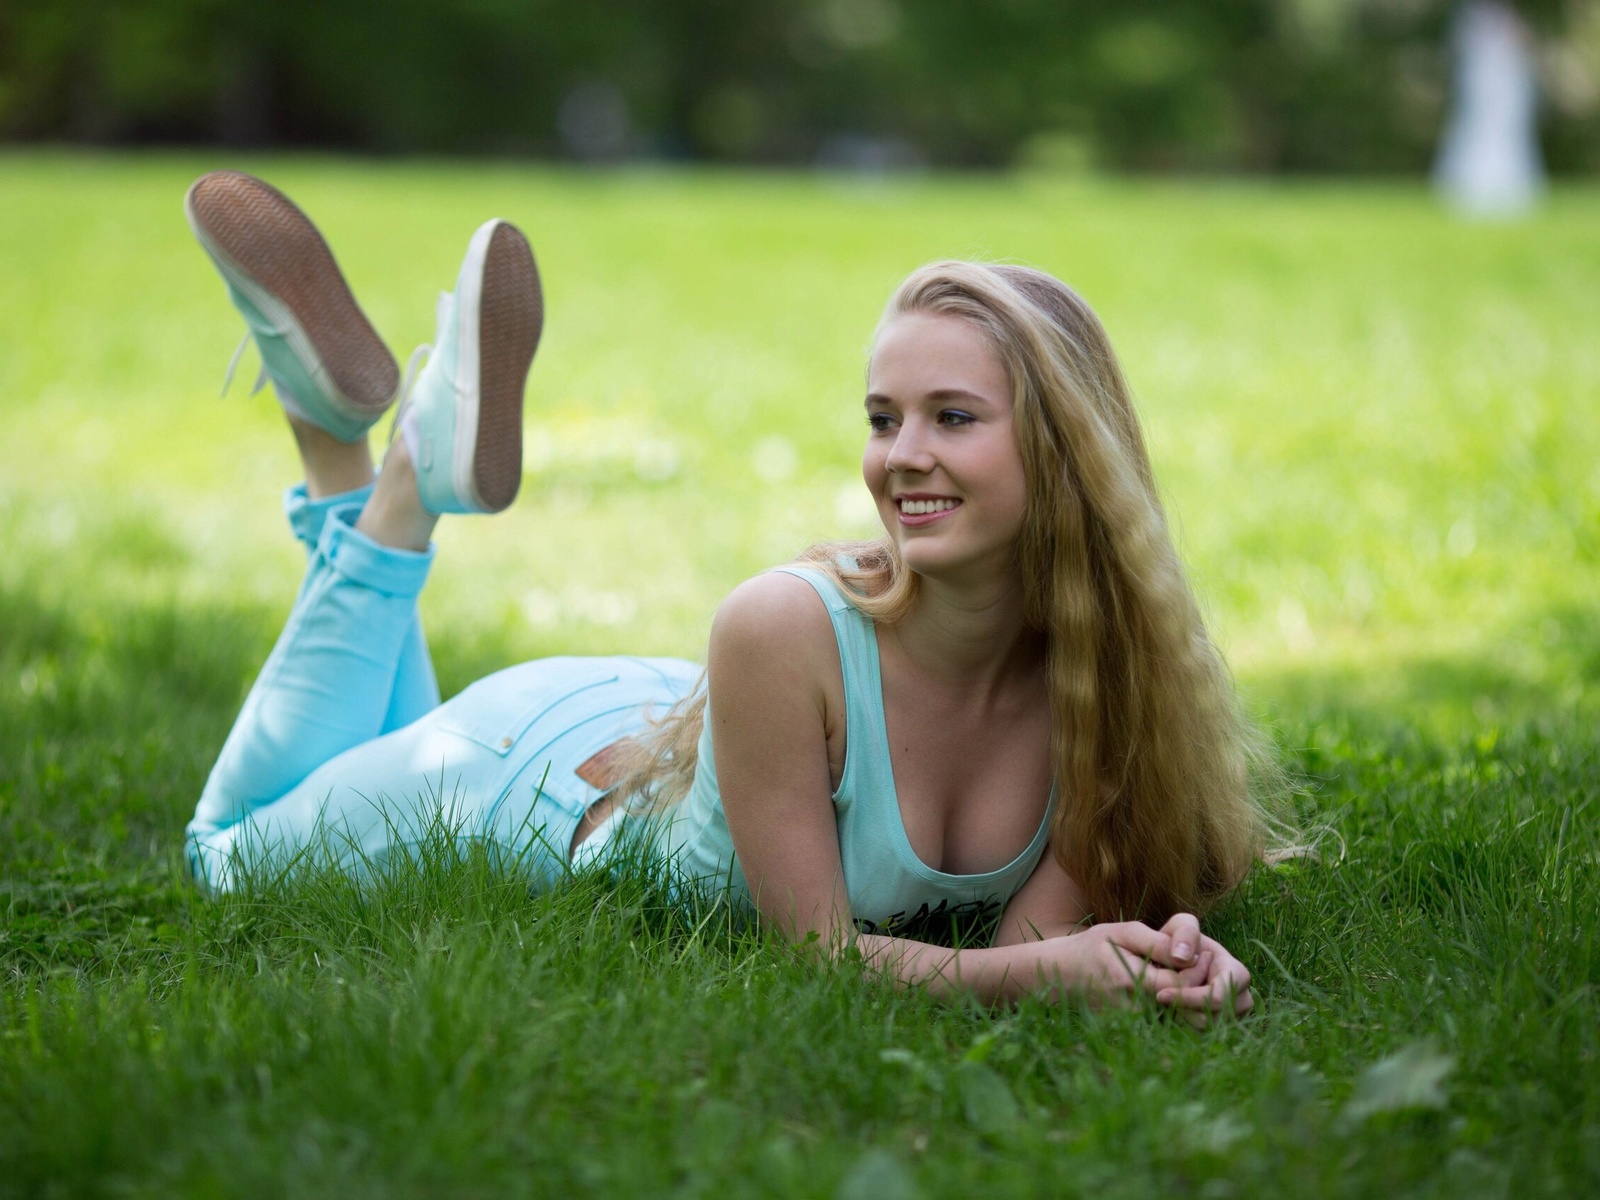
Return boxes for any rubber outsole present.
[185,171,398,412]
[473,223,542,512]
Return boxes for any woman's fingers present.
[1105,950,1174,992]
[1085,925,1254,1020]
[1199,935,1252,1003]
[1094,925,1242,1010]
[1102,921,1165,959]
[1100,934,1190,998]
[1158,911,1203,968]
[1173,949,1212,989]
[1157,982,1252,1015]
[1156,937,1254,1016]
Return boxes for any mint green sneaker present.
[396,219,542,514]
[185,170,399,443]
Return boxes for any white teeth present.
[899,498,956,515]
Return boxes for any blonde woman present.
[185,170,1266,1021]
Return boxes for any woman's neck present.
[890,570,1043,693]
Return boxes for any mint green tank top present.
[647,566,1057,937]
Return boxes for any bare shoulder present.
[709,570,837,666]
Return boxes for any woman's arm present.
[853,922,1208,1006]
[706,573,853,941]
[706,574,1204,1008]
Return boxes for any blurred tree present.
[0,0,1595,172]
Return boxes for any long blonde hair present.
[614,260,1272,924]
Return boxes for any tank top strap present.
[766,564,890,806]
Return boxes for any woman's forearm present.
[851,932,1066,1005]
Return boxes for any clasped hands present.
[1044,912,1253,1026]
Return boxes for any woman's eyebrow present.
[864,387,994,408]
[924,387,993,405]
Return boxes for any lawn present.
[2,151,1598,1197]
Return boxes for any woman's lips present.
[895,497,962,527]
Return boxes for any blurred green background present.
[3,155,1597,741]
[4,0,1600,173]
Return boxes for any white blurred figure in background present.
[1434,0,1545,216]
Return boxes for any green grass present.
[2,150,1599,1197]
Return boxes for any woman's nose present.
[885,419,935,474]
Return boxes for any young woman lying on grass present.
[183,170,1271,1023]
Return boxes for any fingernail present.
[1174,942,1194,962]
[1157,989,1174,1003]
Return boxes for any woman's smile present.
[895,494,963,525]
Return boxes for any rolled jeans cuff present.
[316,505,434,597]
[284,482,376,550]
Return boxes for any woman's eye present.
[867,412,894,432]
[939,410,976,426]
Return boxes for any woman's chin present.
[897,541,987,583]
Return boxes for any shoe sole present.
[468,222,542,512]
[184,171,398,414]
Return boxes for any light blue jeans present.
[186,484,700,892]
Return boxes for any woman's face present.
[863,312,1029,584]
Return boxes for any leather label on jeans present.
[576,738,639,790]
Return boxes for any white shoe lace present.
[220,326,430,453]
[384,341,433,453]
[219,332,270,398]
[384,290,452,450]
